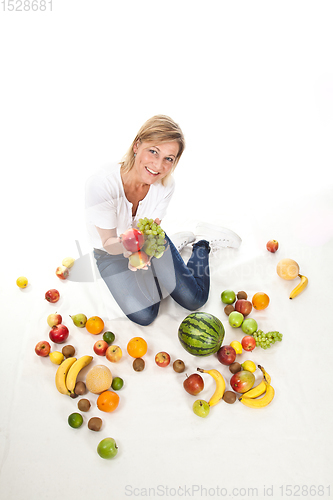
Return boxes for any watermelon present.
[178,312,225,356]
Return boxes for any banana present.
[241,365,271,399]
[55,357,77,395]
[197,368,226,407]
[289,274,308,299]
[65,355,93,394]
[258,365,271,384]
[239,382,275,408]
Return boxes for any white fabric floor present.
[1,188,333,499]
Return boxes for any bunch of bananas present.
[55,355,93,396]
[238,365,275,408]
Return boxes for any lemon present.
[230,340,242,354]
[16,276,28,288]
[241,360,256,373]
[62,257,75,269]
[49,351,65,365]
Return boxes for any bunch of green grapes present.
[137,218,166,258]
[253,330,283,349]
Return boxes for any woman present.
[85,115,241,326]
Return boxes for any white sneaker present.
[169,231,196,252]
[194,222,242,250]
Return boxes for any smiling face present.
[133,141,179,185]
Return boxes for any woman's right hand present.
[119,234,132,259]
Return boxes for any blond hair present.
[120,115,185,185]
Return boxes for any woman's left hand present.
[128,257,152,272]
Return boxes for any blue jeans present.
[94,235,210,326]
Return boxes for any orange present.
[126,337,148,358]
[97,390,120,413]
[86,316,104,335]
[85,365,112,394]
[252,292,270,310]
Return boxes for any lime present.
[111,377,124,390]
[103,331,115,344]
[68,412,83,428]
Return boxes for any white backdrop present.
[1,2,333,499]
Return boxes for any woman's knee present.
[126,304,159,326]
[179,293,209,312]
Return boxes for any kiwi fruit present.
[133,358,145,371]
[223,391,237,404]
[237,291,247,300]
[62,345,75,358]
[224,305,235,316]
[77,399,91,412]
[88,417,102,432]
[229,362,242,374]
[173,359,185,373]
[74,381,86,395]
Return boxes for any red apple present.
[35,340,51,357]
[47,313,62,328]
[241,335,256,351]
[121,228,145,253]
[93,340,109,356]
[266,239,279,253]
[183,373,204,395]
[234,299,252,317]
[105,345,122,362]
[128,251,149,269]
[230,370,255,393]
[49,324,69,344]
[155,352,171,367]
[45,289,60,303]
[216,345,237,366]
[55,266,69,280]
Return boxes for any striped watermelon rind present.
[178,312,225,357]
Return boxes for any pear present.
[70,313,87,328]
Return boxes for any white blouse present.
[85,163,175,249]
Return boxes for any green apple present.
[241,318,258,335]
[221,289,236,304]
[97,437,118,459]
[228,311,244,328]
[193,399,210,418]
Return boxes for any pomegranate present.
[121,228,145,252]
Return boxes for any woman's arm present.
[96,227,130,256]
